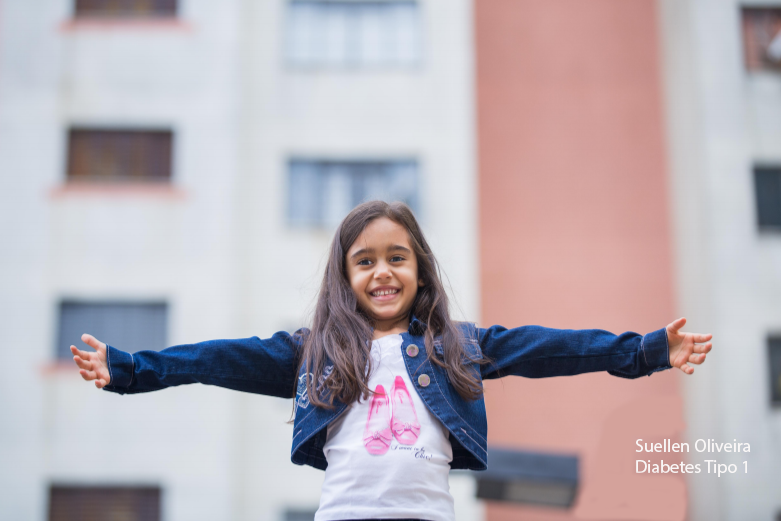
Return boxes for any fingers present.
[680,364,694,375]
[80,369,97,381]
[70,345,93,360]
[688,352,706,365]
[81,333,106,352]
[74,356,93,371]
[95,379,107,389]
[667,317,686,334]
[692,342,713,354]
[691,333,712,343]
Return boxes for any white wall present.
[0,0,481,520]
[659,1,781,520]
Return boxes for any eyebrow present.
[350,244,412,260]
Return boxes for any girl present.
[70,200,712,521]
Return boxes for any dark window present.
[56,301,167,359]
[75,0,177,18]
[67,129,173,182]
[769,337,781,407]
[283,509,317,521]
[755,166,781,230]
[49,485,161,521]
[742,8,781,72]
[288,159,419,227]
[286,1,421,67]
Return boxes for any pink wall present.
[476,1,686,519]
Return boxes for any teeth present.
[372,289,399,296]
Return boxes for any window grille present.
[288,159,419,227]
[67,129,173,182]
[286,1,421,67]
[74,0,177,18]
[56,301,167,360]
[48,485,161,521]
[742,8,781,72]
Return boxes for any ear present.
[418,278,425,287]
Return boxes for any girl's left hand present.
[666,317,712,375]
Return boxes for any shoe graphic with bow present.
[363,384,393,455]
[390,376,421,445]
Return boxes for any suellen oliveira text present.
[636,439,751,477]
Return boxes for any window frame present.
[65,127,175,185]
[283,0,424,70]
[73,0,178,19]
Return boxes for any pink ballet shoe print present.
[363,384,392,455]
[390,376,421,445]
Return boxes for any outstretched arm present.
[476,319,712,380]
[70,330,305,398]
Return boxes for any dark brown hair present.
[298,200,485,409]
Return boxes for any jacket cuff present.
[642,327,672,375]
[103,344,134,390]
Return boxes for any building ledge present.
[59,18,193,32]
[50,183,187,200]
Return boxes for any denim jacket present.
[102,316,671,471]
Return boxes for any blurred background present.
[0,0,779,520]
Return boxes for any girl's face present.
[345,217,423,334]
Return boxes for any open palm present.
[666,317,712,375]
[70,334,111,388]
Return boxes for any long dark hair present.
[298,200,485,409]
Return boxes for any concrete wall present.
[659,0,781,519]
[0,1,481,520]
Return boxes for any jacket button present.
[406,344,419,357]
[417,374,430,387]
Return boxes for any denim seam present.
[106,344,113,387]
[664,330,671,367]
[428,363,488,446]
[133,369,282,384]
[292,404,346,455]
[459,427,487,461]
[641,335,648,366]
[129,352,135,387]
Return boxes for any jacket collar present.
[408,314,427,336]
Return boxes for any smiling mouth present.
[370,289,400,297]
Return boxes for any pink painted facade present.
[475,1,686,519]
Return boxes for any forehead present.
[347,217,412,253]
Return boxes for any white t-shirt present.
[315,334,455,521]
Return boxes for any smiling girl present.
[71,200,713,521]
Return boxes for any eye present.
[357,258,373,266]
[390,255,405,262]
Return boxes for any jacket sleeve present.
[101,330,305,398]
[477,325,671,380]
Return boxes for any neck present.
[371,316,410,340]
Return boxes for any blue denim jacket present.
[103,316,671,471]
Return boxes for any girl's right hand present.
[70,333,111,388]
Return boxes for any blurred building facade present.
[2,1,781,521]
[0,0,480,520]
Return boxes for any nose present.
[374,260,392,280]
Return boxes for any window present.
[74,0,177,18]
[754,166,781,230]
[742,8,781,72]
[49,485,160,521]
[283,509,318,521]
[288,159,419,227]
[285,1,421,67]
[67,129,173,183]
[769,337,781,407]
[56,301,167,360]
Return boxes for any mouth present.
[370,288,400,300]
